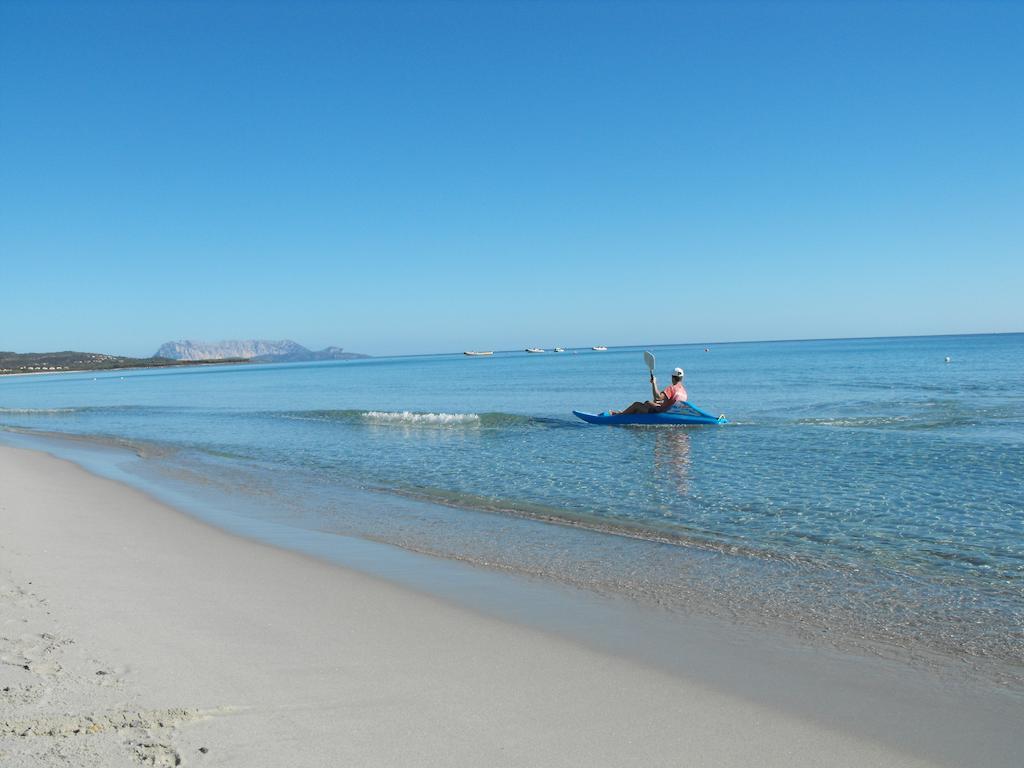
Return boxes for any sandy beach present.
[0,443,1016,767]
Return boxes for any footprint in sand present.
[131,740,183,767]
[92,663,129,688]
[13,631,72,678]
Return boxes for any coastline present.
[1,443,1021,766]
[0,360,251,378]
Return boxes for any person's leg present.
[616,401,656,415]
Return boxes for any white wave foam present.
[362,411,480,425]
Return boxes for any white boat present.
[553,347,565,352]
[525,348,545,353]
[463,351,493,356]
[591,345,608,351]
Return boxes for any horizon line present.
[373,329,1024,360]
[4,329,1020,362]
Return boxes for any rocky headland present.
[153,340,369,363]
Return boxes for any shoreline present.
[1,442,1021,766]
[5,424,1019,694]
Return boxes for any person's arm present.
[650,374,659,401]
[651,382,675,409]
[652,386,673,411]
[653,397,673,412]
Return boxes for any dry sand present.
[0,444,991,766]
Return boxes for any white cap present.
[672,367,684,377]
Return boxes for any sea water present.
[2,334,1022,683]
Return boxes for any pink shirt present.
[656,382,687,412]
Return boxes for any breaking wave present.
[362,411,481,425]
[271,409,547,429]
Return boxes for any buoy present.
[944,356,951,363]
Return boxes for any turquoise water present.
[2,334,1022,678]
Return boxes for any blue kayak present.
[573,402,727,426]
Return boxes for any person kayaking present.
[612,367,687,415]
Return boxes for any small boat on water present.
[553,347,565,352]
[463,351,493,356]
[591,345,608,351]
[525,348,545,353]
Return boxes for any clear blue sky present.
[2,1,1021,356]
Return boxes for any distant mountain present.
[154,340,369,363]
